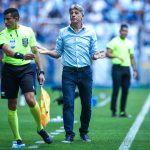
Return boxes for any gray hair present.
[69,4,84,16]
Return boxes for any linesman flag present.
[40,87,50,127]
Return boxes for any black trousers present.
[111,65,131,113]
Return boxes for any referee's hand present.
[23,53,35,60]
[38,74,45,86]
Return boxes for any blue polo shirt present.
[55,25,98,67]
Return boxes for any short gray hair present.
[69,4,84,16]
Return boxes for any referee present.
[106,24,137,118]
[0,8,53,148]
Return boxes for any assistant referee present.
[106,24,137,118]
[0,8,52,148]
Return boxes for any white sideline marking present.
[55,129,65,133]
[35,141,45,144]
[96,97,111,107]
[28,145,39,149]
[50,132,60,135]
[118,94,150,150]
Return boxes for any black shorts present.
[1,63,36,99]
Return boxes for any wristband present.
[14,52,24,59]
[39,71,45,76]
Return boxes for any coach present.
[37,4,104,143]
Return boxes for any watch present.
[39,71,45,76]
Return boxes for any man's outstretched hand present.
[93,51,105,60]
[36,45,50,54]
[36,45,60,58]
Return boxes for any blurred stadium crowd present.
[0,0,150,87]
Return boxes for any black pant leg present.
[111,65,121,113]
[120,67,131,112]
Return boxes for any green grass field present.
[0,88,149,150]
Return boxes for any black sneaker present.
[38,129,53,144]
[80,134,91,142]
[119,112,132,118]
[112,112,117,117]
[12,139,25,148]
[62,135,74,143]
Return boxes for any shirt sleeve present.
[29,28,37,47]
[129,42,134,54]
[0,32,9,45]
[106,38,115,50]
[89,30,98,57]
[55,30,63,56]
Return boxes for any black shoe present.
[80,134,91,142]
[62,135,74,143]
[38,129,53,144]
[119,112,132,118]
[12,139,25,148]
[112,112,117,117]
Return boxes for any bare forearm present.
[47,50,60,59]
[32,47,43,71]
[1,44,35,60]
[35,53,43,71]
[106,48,123,62]
[131,57,136,71]
[106,48,115,58]
[2,44,15,57]
[130,55,137,79]
[106,51,118,59]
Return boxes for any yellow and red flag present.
[40,87,50,127]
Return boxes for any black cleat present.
[38,129,53,144]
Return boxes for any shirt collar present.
[68,24,86,32]
[6,24,20,32]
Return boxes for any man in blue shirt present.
[37,4,104,143]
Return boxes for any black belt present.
[63,66,90,72]
[4,63,30,67]
[113,64,129,68]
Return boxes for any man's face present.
[120,27,128,38]
[4,13,18,29]
[70,9,83,24]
